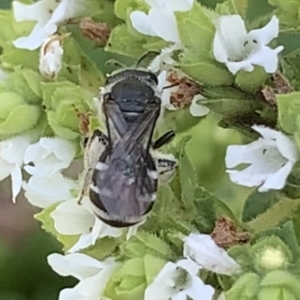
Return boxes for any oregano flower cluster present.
[1,0,300,300]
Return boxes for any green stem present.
[247,197,300,233]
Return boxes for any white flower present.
[0,135,33,202]
[22,173,77,208]
[183,233,240,276]
[13,0,84,50]
[130,0,194,46]
[148,45,177,73]
[225,125,298,192]
[145,259,215,300]
[158,71,210,117]
[51,197,144,252]
[24,137,76,177]
[47,252,118,300]
[213,15,284,75]
[39,34,67,78]
[51,198,122,252]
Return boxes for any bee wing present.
[103,100,129,147]
[113,104,160,157]
[96,104,160,219]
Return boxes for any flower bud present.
[0,91,41,138]
[183,233,241,275]
[39,34,69,79]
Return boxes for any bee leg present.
[152,130,175,149]
[152,151,178,185]
[78,129,108,204]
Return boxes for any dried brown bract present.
[211,216,250,249]
[261,71,293,106]
[166,70,201,109]
[79,17,111,45]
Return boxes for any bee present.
[79,67,177,227]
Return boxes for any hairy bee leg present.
[78,129,108,204]
[151,151,178,185]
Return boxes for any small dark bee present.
[79,67,177,228]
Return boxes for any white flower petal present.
[172,293,186,300]
[10,164,22,203]
[59,288,84,300]
[227,167,267,188]
[47,253,103,280]
[165,0,194,11]
[13,22,57,50]
[184,233,240,276]
[24,137,75,176]
[149,8,181,43]
[68,232,95,254]
[145,262,177,300]
[130,11,157,36]
[248,16,280,45]
[94,218,123,240]
[51,199,94,235]
[186,276,215,300]
[48,253,118,300]
[252,125,280,140]
[13,0,85,50]
[246,45,283,73]
[75,260,117,297]
[23,173,77,208]
[189,95,210,117]
[126,218,146,240]
[213,15,247,64]
[258,161,294,192]
[276,133,298,162]
[13,0,57,23]
[2,135,33,165]
[225,60,254,75]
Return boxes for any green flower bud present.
[225,272,261,300]
[0,91,41,138]
[41,81,102,140]
[259,270,300,300]
[104,255,166,300]
[251,237,292,273]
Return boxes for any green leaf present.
[199,98,261,116]
[235,66,269,92]
[34,204,79,251]
[0,69,43,104]
[216,0,248,17]
[277,91,300,134]
[242,190,281,223]
[226,272,261,300]
[1,46,39,70]
[114,0,148,20]
[175,2,214,58]
[84,238,119,261]
[179,59,234,86]
[278,31,300,56]
[0,104,41,138]
[260,270,300,298]
[106,25,146,58]
[281,49,300,90]
[143,254,166,285]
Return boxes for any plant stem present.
[247,197,300,232]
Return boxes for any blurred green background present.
[0,0,251,300]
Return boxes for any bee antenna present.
[105,59,127,68]
[162,83,179,90]
[136,51,160,68]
